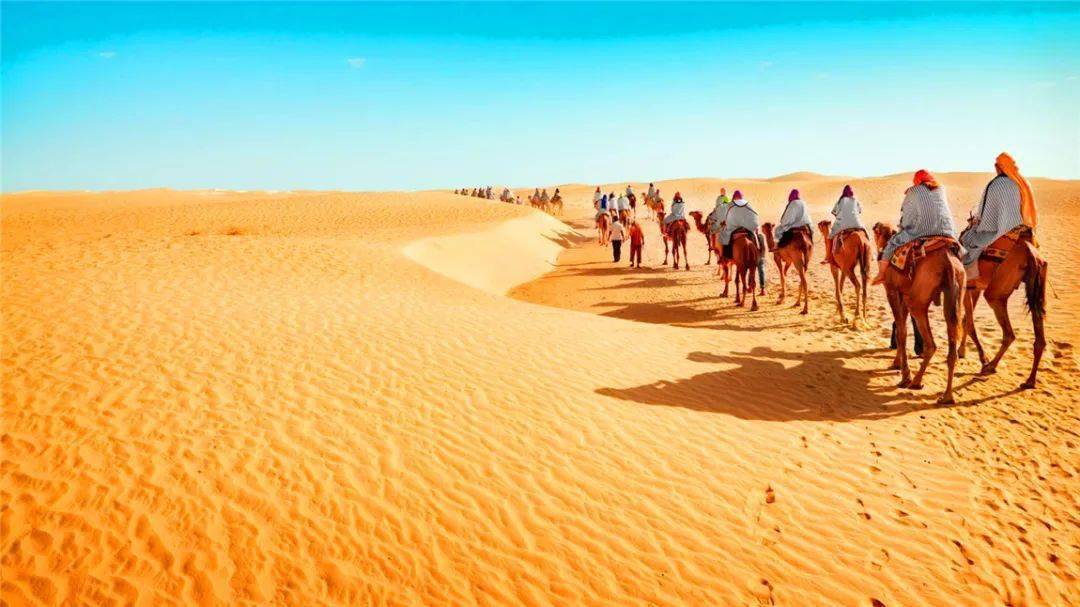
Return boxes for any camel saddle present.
[889,235,960,275]
[831,227,867,255]
[979,225,1036,264]
[722,228,756,259]
[774,225,812,251]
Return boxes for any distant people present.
[540,188,550,205]
[825,184,865,264]
[593,186,602,209]
[625,184,634,197]
[663,191,687,226]
[718,190,760,258]
[629,219,645,267]
[647,182,656,200]
[609,218,626,262]
[486,186,493,199]
[873,169,957,284]
[774,189,814,245]
[616,192,630,221]
[959,152,1036,280]
[596,194,610,222]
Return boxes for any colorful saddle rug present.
[980,225,1036,263]
[889,236,960,274]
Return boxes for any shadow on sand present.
[597,346,938,422]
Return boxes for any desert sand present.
[2,173,1078,606]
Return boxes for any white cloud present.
[98,51,117,59]
[346,57,366,69]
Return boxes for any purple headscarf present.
[842,185,854,198]
[732,190,743,200]
[788,189,800,202]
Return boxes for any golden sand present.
[3,174,1078,605]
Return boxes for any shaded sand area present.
[2,178,1078,606]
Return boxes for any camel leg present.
[721,263,730,298]
[962,288,988,366]
[735,269,744,307]
[749,264,759,312]
[775,257,786,304]
[980,295,1014,375]
[663,239,669,266]
[1023,296,1046,389]
[831,266,843,319]
[895,296,912,386]
[908,304,936,391]
[705,245,712,265]
[939,269,962,405]
[683,241,689,271]
[798,263,809,315]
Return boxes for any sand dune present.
[2,175,1078,606]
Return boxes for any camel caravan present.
[453,186,564,216]
[580,153,1046,405]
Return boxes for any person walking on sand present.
[629,219,645,267]
[609,218,626,262]
[824,184,866,264]
[873,169,957,284]
[959,152,1036,280]
[774,189,814,246]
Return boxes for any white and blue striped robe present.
[664,200,687,225]
[959,175,1025,267]
[882,184,957,260]
[829,196,865,237]
[774,198,813,240]
[719,202,760,245]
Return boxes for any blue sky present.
[2,2,1078,191]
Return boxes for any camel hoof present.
[936,394,955,405]
[908,382,924,391]
[800,309,808,316]
[897,378,912,388]
[979,364,997,376]
[1020,380,1036,390]
[751,303,759,312]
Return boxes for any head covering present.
[913,169,939,189]
[842,185,854,198]
[788,189,800,202]
[595,186,600,192]
[674,191,683,202]
[601,194,607,204]
[720,187,727,196]
[732,190,743,200]
[995,152,1036,228]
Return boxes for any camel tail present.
[857,239,871,280]
[1022,242,1047,321]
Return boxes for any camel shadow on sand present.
[597,346,941,422]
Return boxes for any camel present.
[657,209,689,270]
[872,223,965,404]
[618,209,632,226]
[957,224,1047,389]
[817,220,871,325]
[550,194,563,215]
[688,211,718,265]
[597,212,610,245]
[761,223,813,315]
[726,229,761,310]
[644,195,664,221]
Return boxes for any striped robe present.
[774,198,813,240]
[960,175,1025,266]
[829,196,865,237]
[719,202,760,245]
[706,197,730,234]
[664,201,687,225]
[882,184,957,260]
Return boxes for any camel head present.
[817,219,832,236]
[872,222,895,250]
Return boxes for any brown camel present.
[596,212,610,245]
[688,211,717,265]
[656,210,689,270]
[761,222,812,315]
[727,229,760,310]
[957,225,1047,389]
[550,194,563,215]
[817,220,871,325]
[872,223,965,404]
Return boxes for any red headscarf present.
[674,191,683,202]
[842,185,854,198]
[788,189,800,202]
[913,169,939,189]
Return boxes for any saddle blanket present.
[889,236,960,273]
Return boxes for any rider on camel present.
[774,189,814,248]
[873,170,957,284]
[959,152,1036,280]
[824,185,866,264]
